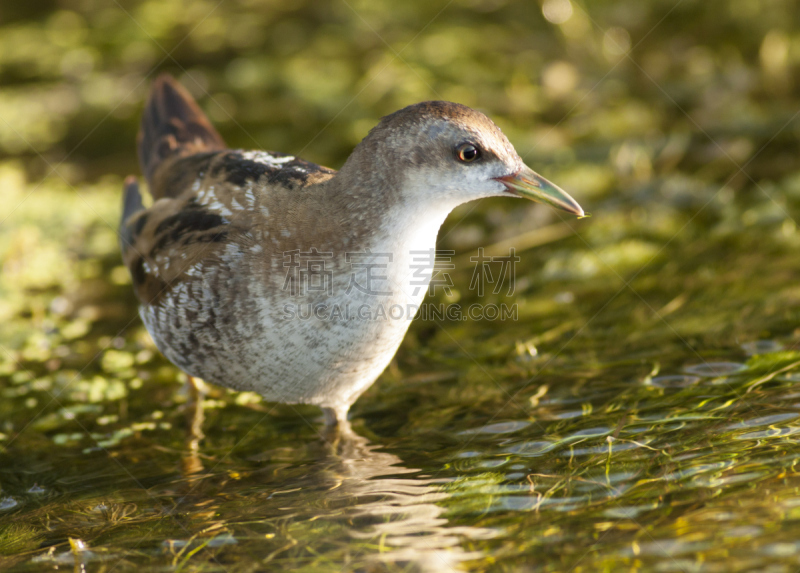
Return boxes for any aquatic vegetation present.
[2,0,800,570]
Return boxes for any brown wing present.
[121,74,230,305]
[120,194,231,306]
[121,75,337,309]
[120,150,337,307]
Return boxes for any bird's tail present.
[119,175,143,253]
[137,73,226,195]
[121,175,143,222]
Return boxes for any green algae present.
[3,0,800,571]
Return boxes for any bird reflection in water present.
[320,424,495,571]
[173,409,495,571]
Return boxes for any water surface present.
[3,0,800,571]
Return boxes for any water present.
[3,0,800,571]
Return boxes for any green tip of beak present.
[496,166,584,217]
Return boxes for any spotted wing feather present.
[121,75,337,326]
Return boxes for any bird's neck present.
[326,164,459,250]
[318,166,459,308]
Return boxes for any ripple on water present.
[741,340,784,355]
[734,427,800,440]
[691,470,767,488]
[620,539,712,558]
[477,459,507,469]
[492,495,585,512]
[649,375,701,388]
[726,412,799,430]
[683,362,746,377]
[161,533,238,550]
[504,440,554,457]
[762,542,800,557]
[0,497,18,510]
[569,427,612,438]
[560,440,645,457]
[458,420,531,436]
[663,460,734,482]
[602,503,659,519]
[723,525,762,539]
[550,409,584,419]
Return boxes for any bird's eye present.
[456,142,480,163]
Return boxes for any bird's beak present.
[495,165,584,217]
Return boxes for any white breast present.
[142,194,458,416]
[241,202,454,412]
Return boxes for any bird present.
[119,74,584,428]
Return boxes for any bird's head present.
[345,101,583,217]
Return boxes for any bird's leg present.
[180,376,207,477]
[321,407,338,427]
[320,406,353,446]
[321,405,350,427]
[186,376,206,451]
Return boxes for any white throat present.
[365,196,460,311]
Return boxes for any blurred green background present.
[4,0,800,329]
[4,0,798,180]
[5,0,800,571]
